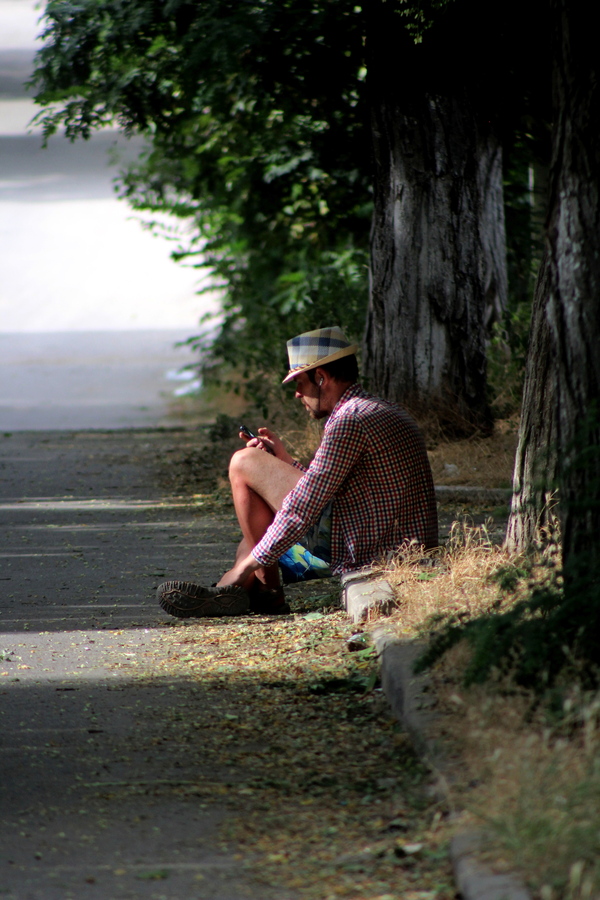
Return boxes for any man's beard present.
[302,385,329,420]
[305,403,328,421]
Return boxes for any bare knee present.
[229,446,263,483]
[229,447,303,510]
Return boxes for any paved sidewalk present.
[0,430,287,899]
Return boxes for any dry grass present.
[385,521,511,637]
[381,529,600,900]
[277,417,324,468]
[432,661,600,899]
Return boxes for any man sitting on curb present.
[157,326,438,617]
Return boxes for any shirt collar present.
[329,382,364,419]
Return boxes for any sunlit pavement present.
[0,330,209,430]
[0,0,219,431]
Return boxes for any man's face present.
[292,372,326,419]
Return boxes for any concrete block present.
[452,831,531,900]
[340,571,396,623]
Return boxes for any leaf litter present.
[111,580,455,899]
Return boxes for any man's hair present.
[307,354,359,385]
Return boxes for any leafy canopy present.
[32,0,372,383]
[31,0,549,392]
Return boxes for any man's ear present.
[314,367,327,387]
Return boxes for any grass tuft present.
[385,520,509,639]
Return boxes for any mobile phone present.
[239,424,275,454]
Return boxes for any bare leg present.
[216,448,303,590]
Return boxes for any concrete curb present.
[370,629,453,797]
[364,620,532,900]
[435,485,511,505]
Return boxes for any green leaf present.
[134,869,170,880]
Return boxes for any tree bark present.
[506,0,600,568]
[363,5,506,434]
[546,0,600,573]
[505,250,558,550]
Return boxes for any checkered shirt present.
[253,384,438,574]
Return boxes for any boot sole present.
[157,580,249,618]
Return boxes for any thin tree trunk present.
[363,5,506,434]
[505,250,558,550]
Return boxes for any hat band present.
[282,343,358,383]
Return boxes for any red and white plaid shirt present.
[253,384,438,574]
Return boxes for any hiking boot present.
[157,581,249,618]
[248,585,290,615]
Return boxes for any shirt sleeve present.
[252,406,366,566]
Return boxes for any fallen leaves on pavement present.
[109,582,455,899]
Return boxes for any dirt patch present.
[154,427,240,500]
[427,418,519,489]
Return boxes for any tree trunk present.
[505,250,558,550]
[506,0,600,570]
[363,5,506,434]
[546,0,600,575]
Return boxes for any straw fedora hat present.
[282,326,358,384]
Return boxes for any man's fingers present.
[258,429,278,447]
[241,437,273,454]
[239,436,263,452]
[258,439,276,455]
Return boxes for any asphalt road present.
[0,429,291,899]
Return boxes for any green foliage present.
[486,311,531,418]
[416,557,582,689]
[393,0,456,43]
[188,245,369,391]
[31,0,554,413]
[31,0,372,390]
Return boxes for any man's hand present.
[241,427,295,466]
[216,553,261,590]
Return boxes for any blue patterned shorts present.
[278,501,332,583]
